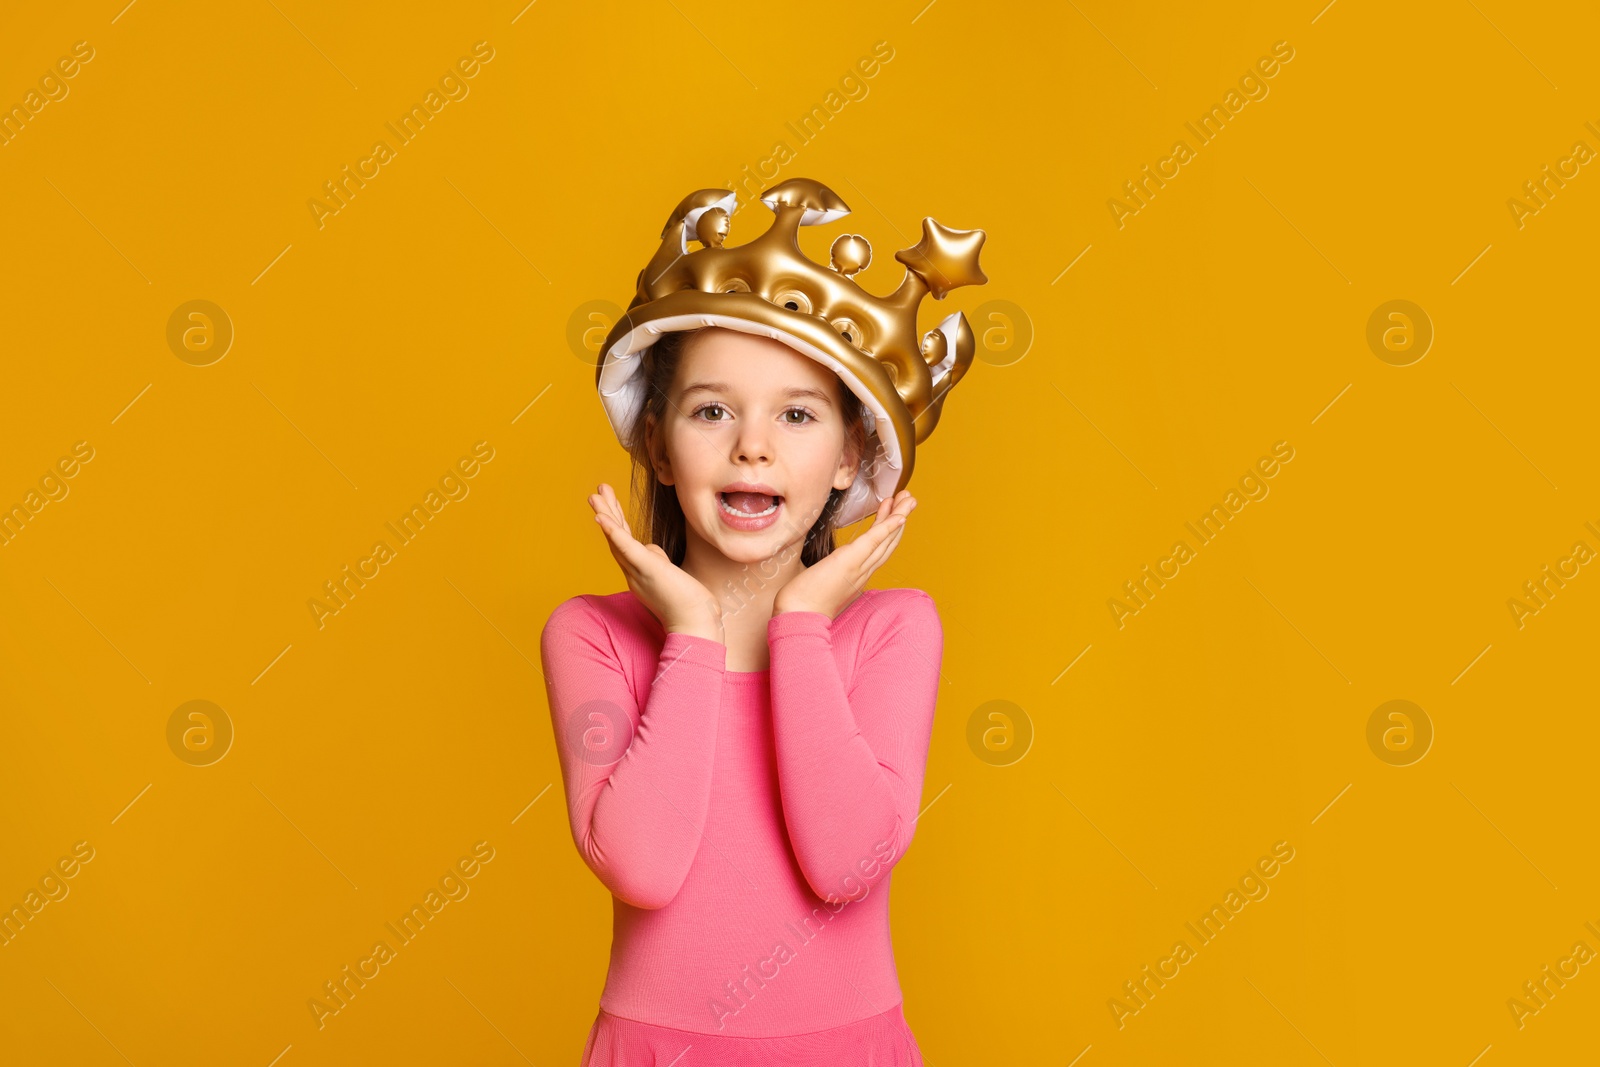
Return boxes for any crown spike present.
[894,218,987,300]
[760,178,851,225]
[637,188,737,303]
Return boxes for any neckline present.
[723,589,875,676]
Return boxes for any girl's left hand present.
[773,491,916,619]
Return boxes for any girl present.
[541,322,943,1066]
[543,176,984,1064]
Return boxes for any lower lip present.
[717,494,783,532]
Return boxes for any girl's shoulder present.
[861,586,937,610]
[848,586,940,636]
[541,589,659,642]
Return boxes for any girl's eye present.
[692,404,816,425]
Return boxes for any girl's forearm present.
[766,593,942,901]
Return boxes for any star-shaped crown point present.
[895,218,987,300]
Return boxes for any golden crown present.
[595,177,987,527]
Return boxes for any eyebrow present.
[678,381,835,408]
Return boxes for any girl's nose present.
[734,427,771,463]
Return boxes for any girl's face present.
[647,328,859,564]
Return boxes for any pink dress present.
[540,587,942,1066]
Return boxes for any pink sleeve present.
[541,596,727,910]
[766,590,943,903]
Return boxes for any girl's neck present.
[680,530,807,668]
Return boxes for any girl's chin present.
[689,517,804,559]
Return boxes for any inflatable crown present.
[595,177,987,528]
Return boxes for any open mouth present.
[718,491,782,518]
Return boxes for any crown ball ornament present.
[830,234,872,276]
[596,177,988,528]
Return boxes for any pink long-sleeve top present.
[540,586,943,1038]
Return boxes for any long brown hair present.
[625,327,870,568]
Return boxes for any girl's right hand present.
[589,483,724,644]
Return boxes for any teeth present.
[719,494,779,518]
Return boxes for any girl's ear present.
[833,435,862,491]
[644,412,675,486]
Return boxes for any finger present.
[860,511,910,572]
[599,515,650,565]
[595,509,650,570]
[599,489,634,540]
[601,483,627,526]
[594,514,640,576]
[860,521,905,575]
[856,504,908,553]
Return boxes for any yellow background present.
[2,1,1596,1063]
